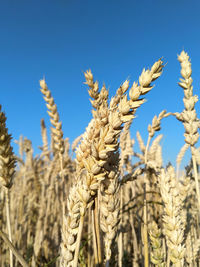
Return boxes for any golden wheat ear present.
[40,79,64,155]
[0,105,16,189]
[0,105,16,267]
[174,51,200,210]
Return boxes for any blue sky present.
[1,0,200,167]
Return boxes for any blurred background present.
[1,0,200,167]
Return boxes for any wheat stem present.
[92,207,99,266]
[5,188,13,267]
[143,183,149,267]
[0,230,29,267]
[94,197,103,265]
[73,215,85,267]
[118,186,123,267]
[87,207,92,267]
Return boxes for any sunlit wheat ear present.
[71,134,83,153]
[186,237,200,265]
[149,135,163,169]
[60,184,81,267]
[118,122,134,267]
[79,58,165,180]
[147,110,167,138]
[119,121,134,174]
[100,58,164,264]
[176,143,190,174]
[134,133,163,171]
[145,110,170,164]
[0,105,16,267]
[149,221,165,267]
[136,131,146,154]
[174,50,200,209]
[14,135,23,159]
[0,105,15,189]
[60,59,164,267]
[40,79,64,155]
[0,105,16,187]
[175,50,199,146]
[159,166,186,266]
[149,134,163,155]
[84,69,109,111]
[60,177,92,267]
[100,171,120,263]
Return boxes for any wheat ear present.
[62,59,164,266]
[149,221,165,267]
[60,183,80,267]
[60,172,92,267]
[145,110,169,164]
[176,143,190,177]
[40,79,65,188]
[99,58,164,264]
[159,166,186,266]
[40,79,66,217]
[0,105,16,267]
[40,79,64,155]
[175,50,200,209]
[118,121,133,267]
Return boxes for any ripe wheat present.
[0,51,200,267]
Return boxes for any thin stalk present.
[143,135,151,267]
[73,215,85,267]
[5,188,13,267]
[94,197,102,266]
[143,183,149,267]
[87,207,92,267]
[130,215,139,266]
[118,186,123,267]
[167,251,170,267]
[163,237,167,266]
[92,207,99,266]
[0,230,29,267]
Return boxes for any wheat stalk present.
[0,230,29,267]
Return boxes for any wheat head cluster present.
[0,50,200,267]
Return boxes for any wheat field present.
[0,50,200,267]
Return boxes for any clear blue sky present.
[1,0,200,167]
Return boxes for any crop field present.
[0,50,200,267]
